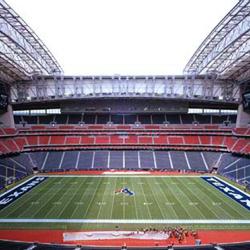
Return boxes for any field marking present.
[110,178,117,219]
[212,202,222,206]
[38,175,205,178]
[131,178,139,220]
[75,202,84,205]
[97,202,106,206]
[196,178,242,219]
[0,219,249,224]
[157,179,178,218]
[1,177,53,217]
[145,178,165,219]
[202,176,250,213]
[183,178,214,219]
[0,176,39,199]
[139,177,152,219]
[31,202,40,205]
[165,202,175,206]
[189,202,199,206]
[70,178,94,218]
[82,178,102,218]
[34,178,73,218]
[216,177,250,198]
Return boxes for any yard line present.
[31,178,73,218]
[45,178,80,218]
[122,177,125,219]
[161,177,191,219]
[130,177,139,220]
[0,219,249,224]
[180,178,219,219]
[156,178,178,219]
[82,177,102,218]
[96,177,112,220]
[194,178,236,219]
[110,177,117,219]
[138,177,152,219]
[57,177,89,219]
[173,178,204,219]
[70,177,97,218]
[145,177,165,219]
[0,177,53,217]
[39,175,205,178]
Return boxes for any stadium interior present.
[0,0,249,249]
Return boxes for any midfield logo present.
[201,176,250,211]
[0,176,47,210]
[115,187,135,196]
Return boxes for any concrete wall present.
[0,105,15,128]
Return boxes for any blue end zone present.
[0,176,48,210]
[201,176,250,211]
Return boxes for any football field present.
[0,175,249,230]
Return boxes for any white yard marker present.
[97,202,106,206]
[75,202,84,205]
[165,202,175,206]
[189,202,198,206]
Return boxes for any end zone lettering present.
[201,176,250,211]
[0,176,47,210]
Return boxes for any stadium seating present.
[0,112,249,190]
[14,114,237,125]
[217,154,250,185]
[4,150,223,172]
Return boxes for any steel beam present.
[184,0,250,81]
[0,0,63,82]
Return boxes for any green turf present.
[0,175,249,230]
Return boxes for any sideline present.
[0,218,249,224]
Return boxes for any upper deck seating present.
[14,114,237,125]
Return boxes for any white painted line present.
[216,176,250,198]
[200,152,209,171]
[37,175,206,178]
[184,152,191,170]
[0,176,36,199]
[168,152,173,169]
[0,219,249,224]
[224,158,241,170]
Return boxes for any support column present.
[236,84,250,128]
[0,104,15,128]
[236,103,250,127]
